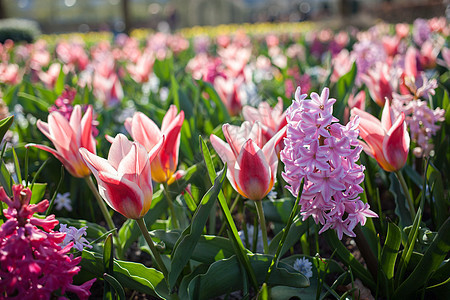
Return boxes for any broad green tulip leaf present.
[153,57,173,83]
[168,166,226,289]
[103,273,125,300]
[334,61,357,121]
[394,216,450,298]
[29,183,47,204]
[380,222,401,295]
[274,255,346,300]
[187,254,309,300]
[118,189,166,252]
[429,259,450,286]
[81,250,171,299]
[200,136,258,290]
[17,92,49,111]
[143,230,235,264]
[268,217,308,257]
[427,164,447,228]
[0,116,14,143]
[389,172,413,228]
[324,230,375,290]
[262,197,294,224]
[58,217,107,239]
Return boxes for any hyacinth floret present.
[0,184,95,300]
[281,86,377,240]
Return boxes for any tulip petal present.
[383,112,409,171]
[381,99,394,132]
[48,112,74,153]
[159,111,184,177]
[69,105,82,145]
[148,135,164,163]
[107,134,133,170]
[161,105,178,133]
[79,147,117,179]
[80,105,96,153]
[262,125,287,167]
[210,134,239,192]
[129,112,162,151]
[27,143,80,177]
[235,139,271,201]
[242,106,258,123]
[97,171,145,219]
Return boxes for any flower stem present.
[162,182,179,229]
[264,180,304,284]
[254,200,269,254]
[136,218,169,281]
[395,170,416,220]
[84,176,123,258]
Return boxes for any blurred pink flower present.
[214,76,245,116]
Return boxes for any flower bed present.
[0,18,449,299]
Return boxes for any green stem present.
[255,200,269,254]
[162,182,179,229]
[395,170,416,220]
[264,180,304,284]
[136,218,169,282]
[85,176,123,257]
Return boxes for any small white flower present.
[267,189,278,201]
[54,192,73,212]
[59,224,92,251]
[293,257,313,279]
[238,224,266,253]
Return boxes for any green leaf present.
[0,116,14,143]
[324,230,375,290]
[380,222,401,295]
[81,250,171,299]
[394,216,450,298]
[29,183,47,204]
[153,57,173,83]
[197,80,230,124]
[262,197,294,224]
[17,92,50,111]
[187,254,309,299]
[389,172,413,227]
[168,166,226,289]
[268,217,307,257]
[334,62,357,121]
[144,230,235,264]
[103,234,114,300]
[200,136,258,290]
[0,160,12,196]
[103,273,125,300]
[427,164,447,228]
[395,206,423,287]
[54,64,65,94]
[118,189,167,252]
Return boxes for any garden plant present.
[0,18,449,299]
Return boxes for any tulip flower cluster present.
[281,87,377,239]
[0,185,95,299]
[210,121,286,201]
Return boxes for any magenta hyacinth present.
[0,185,96,299]
[280,87,377,239]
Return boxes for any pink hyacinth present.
[281,87,377,240]
[0,185,95,299]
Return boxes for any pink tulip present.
[125,105,184,183]
[79,134,163,219]
[242,98,287,145]
[361,63,397,107]
[351,100,410,172]
[210,122,286,201]
[26,105,96,178]
[214,76,245,116]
